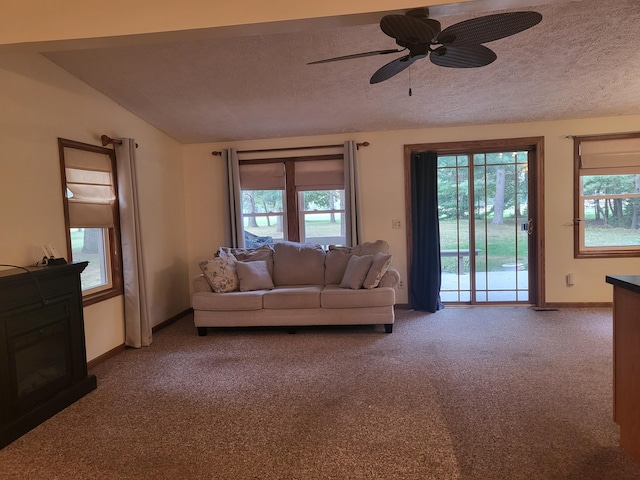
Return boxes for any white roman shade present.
[295,159,344,191]
[239,162,285,190]
[64,147,116,228]
[580,137,640,174]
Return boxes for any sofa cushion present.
[198,251,239,293]
[236,260,274,292]
[192,291,263,311]
[273,241,325,286]
[363,253,393,289]
[324,248,353,285]
[321,285,396,309]
[263,286,322,309]
[220,244,274,277]
[350,240,390,256]
[340,254,373,289]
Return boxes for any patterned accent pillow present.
[363,253,393,289]
[198,251,238,293]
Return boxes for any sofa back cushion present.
[273,241,326,286]
[350,240,390,256]
[324,248,353,285]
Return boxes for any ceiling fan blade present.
[370,55,420,84]
[430,44,497,68]
[436,11,542,46]
[380,14,440,44]
[307,48,405,65]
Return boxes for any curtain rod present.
[101,135,138,148]
[211,141,369,156]
[565,131,640,139]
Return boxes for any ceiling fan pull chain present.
[409,66,413,96]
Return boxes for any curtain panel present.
[409,151,444,313]
[115,138,152,348]
[225,148,244,248]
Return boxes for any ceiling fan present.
[308,8,542,84]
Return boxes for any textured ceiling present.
[43,0,640,144]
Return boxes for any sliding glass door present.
[438,151,531,303]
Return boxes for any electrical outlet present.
[392,219,403,229]
[398,281,404,288]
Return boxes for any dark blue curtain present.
[409,151,444,312]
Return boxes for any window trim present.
[573,132,640,259]
[58,138,123,306]
[239,154,345,244]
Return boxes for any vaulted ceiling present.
[43,0,640,143]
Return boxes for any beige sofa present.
[193,240,400,335]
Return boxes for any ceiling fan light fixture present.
[310,9,542,84]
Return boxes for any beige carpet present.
[1,307,639,479]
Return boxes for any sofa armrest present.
[378,266,400,288]
[194,274,213,293]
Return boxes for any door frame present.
[404,137,546,307]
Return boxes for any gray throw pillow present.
[340,254,374,289]
[236,260,275,292]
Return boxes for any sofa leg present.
[384,324,393,334]
[197,327,208,337]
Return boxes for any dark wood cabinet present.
[606,275,640,463]
[0,262,97,449]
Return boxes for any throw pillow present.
[236,260,275,292]
[363,253,393,289]
[340,254,374,289]
[220,244,275,277]
[198,251,238,293]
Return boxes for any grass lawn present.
[70,229,104,289]
[439,218,529,273]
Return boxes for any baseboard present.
[87,344,125,371]
[542,302,612,308]
[87,308,194,370]
[152,307,193,333]
[395,302,612,310]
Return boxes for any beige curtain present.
[115,138,152,348]
[225,148,244,248]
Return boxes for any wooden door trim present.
[404,137,546,307]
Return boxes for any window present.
[574,133,640,258]
[58,138,123,305]
[239,155,347,247]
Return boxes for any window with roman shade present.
[574,133,640,257]
[238,154,348,246]
[58,138,123,304]
[64,148,117,228]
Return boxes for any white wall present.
[0,0,459,48]
[0,53,190,361]
[183,116,640,305]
